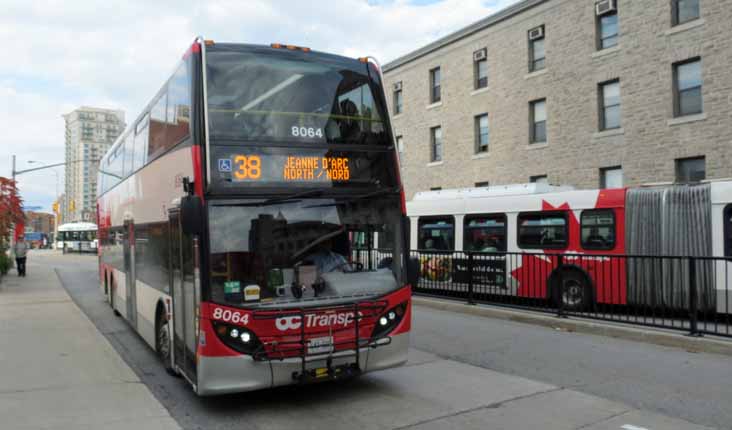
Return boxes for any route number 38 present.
[291,126,323,138]
[233,155,261,180]
[212,307,249,325]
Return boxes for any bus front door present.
[169,210,198,383]
[123,220,137,329]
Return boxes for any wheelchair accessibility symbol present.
[218,158,232,172]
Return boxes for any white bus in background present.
[57,222,98,253]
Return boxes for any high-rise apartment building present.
[63,107,125,222]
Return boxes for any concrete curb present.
[413,296,732,357]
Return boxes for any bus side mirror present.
[181,195,203,235]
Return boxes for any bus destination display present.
[220,153,352,183]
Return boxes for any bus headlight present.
[371,302,407,340]
[212,321,262,356]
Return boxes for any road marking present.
[621,425,650,430]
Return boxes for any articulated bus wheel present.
[555,270,592,311]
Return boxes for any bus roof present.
[58,222,97,231]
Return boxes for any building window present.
[672,0,699,26]
[396,135,404,154]
[464,214,507,252]
[430,187,442,191]
[597,7,618,50]
[673,58,702,117]
[394,87,403,115]
[675,156,705,183]
[581,210,616,250]
[474,114,489,153]
[418,216,454,251]
[600,166,623,189]
[475,181,490,187]
[530,175,548,184]
[528,26,545,72]
[429,67,441,103]
[599,80,621,130]
[518,212,568,249]
[474,51,488,89]
[529,99,547,144]
[430,126,443,162]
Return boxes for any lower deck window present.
[518,212,567,249]
[418,217,455,251]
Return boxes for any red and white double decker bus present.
[97,38,412,395]
[408,182,732,314]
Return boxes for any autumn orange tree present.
[0,177,24,251]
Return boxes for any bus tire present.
[553,270,592,311]
[155,306,177,376]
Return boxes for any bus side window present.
[580,210,616,250]
[418,216,455,251]
[725,204,732,257]
[464,214,507,252]
[517,212,568,249]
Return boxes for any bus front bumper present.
[196,332,409,396]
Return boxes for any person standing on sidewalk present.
[12,238,29,277]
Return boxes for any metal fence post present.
[556,254,566,319]
[688,257,703,337]
[467,252,476,305]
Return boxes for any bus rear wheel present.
[554,270,592,311]
[155,310,177,376]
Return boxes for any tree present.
[0,177,24,251]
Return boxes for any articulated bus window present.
[725,204,732,257]
[518,212,568,249]
[464,214,507,252]
[418,217,455,251]
[581,210,616,250]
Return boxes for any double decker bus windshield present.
[208,195,404,308]
[206,44,387,145]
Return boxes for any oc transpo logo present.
[274,312,358,332]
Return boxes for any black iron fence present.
[358,249,732,338]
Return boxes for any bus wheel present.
[556,270,591,311]
[155,310,177,376]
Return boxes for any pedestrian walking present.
[12,238,29,277]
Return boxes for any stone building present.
[383,0,732,198]
[63,107,125,222]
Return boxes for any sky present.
[0,0,521,213]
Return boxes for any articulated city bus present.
[407,182,732,313]
[97,38,411,395]
[57,222,98,253]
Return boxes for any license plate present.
[307,336,333,355]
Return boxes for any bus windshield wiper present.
[229,189,326,207]
[303,187,400,208]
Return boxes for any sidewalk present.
[0,250,180,430]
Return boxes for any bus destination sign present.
[222,153,352,183]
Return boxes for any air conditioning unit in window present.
[595,0,616,16]
[528,25,544,40]
[473,48,487,62]
[393,81,402,91]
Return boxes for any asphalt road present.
[53,253,731,430]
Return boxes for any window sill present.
[426,102,443,110]
[526,142,548,150]
[426,161,444,167]
[392,113,403,120]
[591,45,620,59]
[471,152,490,159]
[592,127,624,139]
[665,18,705,36]
[524,69,547,80]
[668,113,707,126]
[471,87,490,96]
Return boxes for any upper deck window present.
[206,45,386,145]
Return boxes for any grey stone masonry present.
[384,0,732,199]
